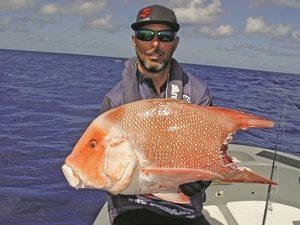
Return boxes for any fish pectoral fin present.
[140,167,222,187]
[108,159,137,194]
[152,191,191,204]
[222,168,277,185]
[104,137,137,194]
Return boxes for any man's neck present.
[137,62,171,95]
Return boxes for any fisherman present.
[99,4,213,225]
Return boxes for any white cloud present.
[83,15,119,32]
[245,17,291,39]
[196,25,234,38]
[39,4,61,15]
[22,17,59,27]
[1,17,32,34]
[39,0,106,16]
[291,29,300,42]
[171,0,222,25]
[215,25,234,37]
[216,44,256,52]
[0,17,58,33]
[257,45,300,57]
[0,18,12,30]
[217,43,300,58]
[0,0,37,11]
[249,0,300,8]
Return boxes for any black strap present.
[166,59,183,100]
[122,57,141,104]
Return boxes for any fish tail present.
[207,107,274,130]
[221,168,277,185]
[239,115,274,130]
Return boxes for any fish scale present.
[106,100,241,171]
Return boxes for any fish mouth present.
[62,164,87,189]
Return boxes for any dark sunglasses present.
[135,29,176,42]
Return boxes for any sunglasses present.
[135,29,176,42]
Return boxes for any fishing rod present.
[287,95,300,113]
[261,95,299,225]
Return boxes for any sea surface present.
[0,49,299,225]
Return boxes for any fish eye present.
[89,140,97,149]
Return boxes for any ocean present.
[0,49,299,225]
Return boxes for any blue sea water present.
[0,49,299,225]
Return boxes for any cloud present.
[21,17,59,27]
[82,15,119,32]
[291,29,300,42]
[0,18,32,34]
[171,0,222,25]
[194,25,235,38]
[0,18,12,31]
[28,36,67,45]
[256,45,300,57]
[39,0,106,16]
[217,43,300,58]
[244,16,300,43]
[216,44,256,52]
[249,0,300,8]
[0,0,37,11]
[245,17,291,39]
[0,17,58,33]
[39,4,60,15]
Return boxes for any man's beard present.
[137,49,171,73]
[140,59,168,73]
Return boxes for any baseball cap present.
[131,5,180,31]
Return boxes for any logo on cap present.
[139,7,152,18]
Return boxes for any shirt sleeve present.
[186,74,213,106]
[99,96,113,114]
[99,81,124,114]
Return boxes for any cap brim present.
[131,21,180,32]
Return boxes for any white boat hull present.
[94,144,300,225]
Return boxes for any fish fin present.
[140,167,222,188]
[152,192,191,204]
[204,107,274,130]
[222,168,277,185]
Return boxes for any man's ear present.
[173,36,180,52]
[131,35,136,47]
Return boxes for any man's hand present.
[180,180,212,197]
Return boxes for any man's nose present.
[152,40,160,49]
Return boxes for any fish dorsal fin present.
[136,98,183,104]
[203,107,274,130]
[140,167,222,188]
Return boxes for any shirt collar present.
[136,70,170,94]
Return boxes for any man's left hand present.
[180,180,212,197]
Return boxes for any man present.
[99,4,212,225]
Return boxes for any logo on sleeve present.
[171,84,180,99]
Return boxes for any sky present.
[1,0,300,75]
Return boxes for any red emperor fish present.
[62,99,275,204]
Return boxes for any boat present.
[93,144,300,225]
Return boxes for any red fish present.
[62,99,275,204]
